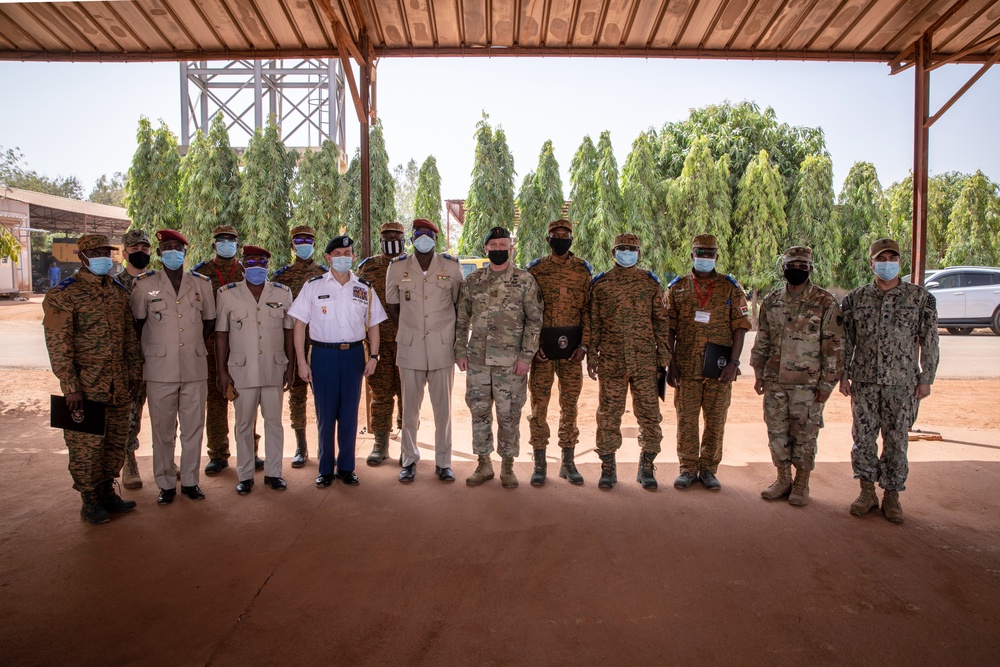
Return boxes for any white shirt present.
[288,271,387,343]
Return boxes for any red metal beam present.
[911,33,930,286]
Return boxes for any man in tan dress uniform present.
[385,219,465,483]
[131,229,217,504]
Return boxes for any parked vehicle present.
[924,266,1000,335]
[459,256,490,278]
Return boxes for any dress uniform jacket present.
[215,280,295,388]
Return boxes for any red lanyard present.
[693,278,713,309]
[215,260,237,286]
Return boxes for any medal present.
[154,312,161,321]
[322,306,327,315]
[236,320,242,330]
[405,291,411,301]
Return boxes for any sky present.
[0,57,997,205]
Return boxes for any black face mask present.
[548,237,572,256]
[128,251,151,270]
[784,268,810,286]
[488,249,509,266]
[381,239,403,256]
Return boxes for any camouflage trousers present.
[466,362,527,458]
[207,344,258,459]
[850,382,916,491]
[674,378,732,474]
[66,399,130,492]
[595,371,662,456]
[366,342,401,434]
[288,376,310,431]
[123,380,147,454]
[763,382,826,471]
[528,358,583,450]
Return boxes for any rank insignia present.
[405,291,411,301]
[322,306,327,315]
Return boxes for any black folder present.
[50,395,106,435]
[540,326,583,360]
[702,342,734,379]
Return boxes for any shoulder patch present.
[725,274,743,290]
[190,270,211,280]
[526,257,542,269]
[441,253,459,262]
[667,275,683,288]
[307,274,324,283]
[646,270,661,285]
[390,253,409,263]
[273,265,291,277]
[591,271,607,286]
[582,260,594,276]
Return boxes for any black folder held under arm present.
[540,326,583,360]
[50,395,106,435]
[702,343,733,379]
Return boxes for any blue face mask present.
[412,235,436,254]
[693,257,716,273]
[873,261,900,281]
[245,266,268,285]
[295,244,315,260]
[87,256,114,276]
[161,249,186,270]
[215,240,237,258]
[615,250,638,268]
[330,256,353,274]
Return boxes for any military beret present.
[379,221,405,234]
[613,233,640,249]
[412,218,439,234]
[783,246,813,265]
[121,229,150,247]
[869,238,901,259]
[483,226,511,246]
[212,225,239,238]
[77,234,114,252]
[326,236,353,253]
[242,245,270,259]
[548,219,573,234]
[155,229,188,246]
[692,234,719,250]
[289,225,316,239]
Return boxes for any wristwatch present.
[729,359,741,367]
[369,354,380,360]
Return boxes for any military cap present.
[483,226,511,246]
[289,225,316,239]
[211,225,239,238]
[379,221,405,234]
[548,219,573,234]
[76,234,114,252]
[412,218,440,234]
[613,233,640,249]
[869,238,901,259]
[692,234,719,250]
[783,246,813,265]
[242,245,270,259]
[325,235,353,253]
[121,229,150,247]
[155,229,188,246]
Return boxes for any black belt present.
[310,339,364,350]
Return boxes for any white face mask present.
[873,261,900,281]
[412,235,436,254]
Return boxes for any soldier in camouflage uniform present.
[357,221,405,465]
[43,234,143,524]
[751,246,844,507]
[526,219,592,486]
[455,226,543,489]
[589,233,671,490]
[271,225,327,467]
[840,238,939,524]
[665,234,751,491]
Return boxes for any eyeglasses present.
[292,237,314,245]
[412,229,435,238]
[616,245,639,253]
[244,258,269,268]
[694,249,718,258]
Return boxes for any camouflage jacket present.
[42,269,142,404]
[750,282,844,392]
[666,272,752,379]
[841,281,939,386]
[590,265,671,375]
[526,252,593,348]
[271,259,327,298]
[356,254,397,341]
[112,268,138,298]
[193,256,245,295]
[455,263,543,367]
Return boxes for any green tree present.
[943,170,1000,267]
[240,116,297,262]
[516,140,563,266]
[621,129,669,277]
[1,144,85,199]
[667,136,732,275]
[342,149,362,246]
[887,171,971,272]
[414,155,444,249]
[732,150,787,313]
[585,131,625,273]
[125,117,181,235]
[787,154,838,286]
[835,161,888,288]
[459,113,516,256]
[88,172,126,207]
[568,135,600,265]
[394,158,419,228]
[367,120,397,256]
[290,140,344,249]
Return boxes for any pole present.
[360,33,371,259]
[911,34,931,285]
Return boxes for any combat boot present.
[122,450,143,489]
[558,448,584,485]
[788,468,811,506]
[97,480,137,513]
[291,428,308,468]
[882,490,904,523]
[530,450,546,486]
[501,457,518,488]
[850,480,879,516]
[598,453,617,490]
[466,455,495,486]
[761,465,792,500]
[80,491,110,525]
[636,451,658,490]
[366,432,390,466]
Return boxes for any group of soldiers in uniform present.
[43,214,939,526]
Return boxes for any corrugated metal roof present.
[1,186,131,235]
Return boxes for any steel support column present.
[910,34,931,286]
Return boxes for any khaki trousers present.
[146,380,208,490]
[234,385,283,482]
[399,366,454,468]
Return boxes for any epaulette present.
[190,270,211,281]
[318,264,329,271]
[273,265,291,277]
[357,277,372,287]
[218,281,239,292]
[526,257,543,269]
[646,270,661,285]
[591,271,607,285]
[667,275,683,288]
[273,282,290,291]
[582,260,594,276]
[192,260,209,272]
[135,270,156,281]
[357,256,373,269]
[307,274,324,283]
[441,253,459,262]
[725,274,743,290]
[51,277,76,291]
[390,253,408,263]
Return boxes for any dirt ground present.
[1,297,999,665]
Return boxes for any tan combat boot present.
[466,455,495,486]
[788,468,811,506]
[760,465,792,500]
[122,450,143,490]
[500,457,518,488]
[882,490,904,523]
[850,480,879,516]
[366,432,389,466]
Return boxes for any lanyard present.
[693,277,713,309]
[215,260,237,286]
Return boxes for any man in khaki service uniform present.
[385,218,465,483]
[215,245,296,495]
[131,229,217,504]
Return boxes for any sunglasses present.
[412,229,435,238]
[694,249,718,258]
[244,258,269,268]
[292,237,315,245]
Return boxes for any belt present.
[310,339,364,350]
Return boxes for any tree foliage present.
[367,120,398,256]
[568,135,601,266]
[787,154,838,286]
[667,136,732,275]
[943,170,1000,267]
[414,155,444,249]
[516,140,564,266]
[239,116,296,262]
[394,158,419,228]
[732,150,787,301]
[88,172,126,207]
[621,129,669,277]
[290,140,344,250]
[459,113,516,256]
[343,149,362,247]
[886,171,971,272]
[125,117,181,235]
[1,144,84,199]
[584,131,625,273]
[835,161,887,288]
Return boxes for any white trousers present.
[234,385,284,481]
[399,366,454,468]
[146,380,207,490]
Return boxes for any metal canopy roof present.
[0,0,998,64]
[1,186,131,236]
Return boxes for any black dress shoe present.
[205,458,229,475]
[181,485,205,500]
[236,479,254,495]
[264,476,287,490]
[315,473,334,488]
[699,471,722,490]
[336,470,360,485]
[674,472,698,489]
[254,456,265,471]
[399,463,416,483]
[436,466,456,482]
[157,488,176,505]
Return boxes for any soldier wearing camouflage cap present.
[43,234,143,524]
[589,232,671,490]
[839,238,939,523]
[751,246,844,507]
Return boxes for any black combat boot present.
[80,491,111,525]
[291,428,308,468]
[558,448,584,485]
[98,480,137,513]
[636,451,658,490]
[530,449,546,486]
[598,453,617,490]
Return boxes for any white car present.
[924,267,1000,335]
